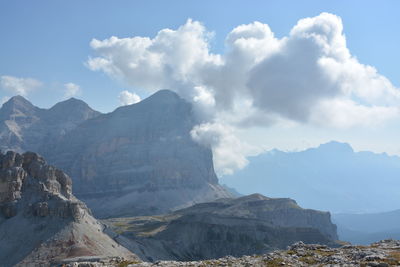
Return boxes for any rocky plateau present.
[104,193,339,262]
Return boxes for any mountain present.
[46,90,231,217]
[104,193,339,262]
[221,141,400,213]
[0,96,100,153]
[0,91,232,218]
[0,151,138,267]
[333,209,400,245]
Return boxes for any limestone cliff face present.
[0,91,231,218]
[46,90,231,217]
[105,194,339,262]
[0,151,137,267]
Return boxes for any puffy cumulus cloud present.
[64,83,81,98]
[0,75,42,96]
[191,122,260,175]
[311,99,400,128]
[118,90,141,106]
[87,19,222,99]
[87,13,400,174]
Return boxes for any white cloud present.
[191,122,259,175]
[311,98,400,128]
[0,96,10,106]
[118,90,141,106]
[64,82,81,98]
[88,13,400,174]
[0,75,42,96]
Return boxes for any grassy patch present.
[263,257,286,266]
[286,250,296,255]
[314,249,335,257]
[298,256,318,265]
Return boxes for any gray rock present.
[64,239,400,266]
[0,151,138,267]
[0,91,232,218]
[104,193,339,262]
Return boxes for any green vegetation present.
[263,257,285,267]
[298,256,318,265]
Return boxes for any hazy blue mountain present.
[332,209,400,245]
[221,141,400,213]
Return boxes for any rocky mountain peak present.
[0,95,40,120]
[317,141,353,153]
[46,97,101,123]
[113,89,189,118]
[49,97,96,112]
[143,89,181,103]
[2,95,34,109]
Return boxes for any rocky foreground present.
[64,240,400,267]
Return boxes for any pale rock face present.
[0,151,137,267]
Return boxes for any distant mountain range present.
[0,90,231,218]
[332,209,400,245]
[221,141,400,214]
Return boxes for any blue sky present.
[1,1,400,172]
[1,0,399,110]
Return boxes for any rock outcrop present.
[0,91,232,218]
[0,151,138,267]
[104,194,339,262]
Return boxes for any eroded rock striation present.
[104,193,339,262]
[0,151,138,267]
